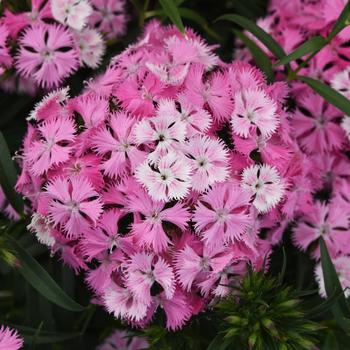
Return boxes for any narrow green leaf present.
[234,30,274,82]
[322,331,339,350]
[216,14,286,59]
[179,8,220,40]
[298,76,350,116]
[159,0,185,33]
[0,131,24,214]
[8,325,81,345]
[320,237,350,331]
[278,247,287,284]
[275,36,327,66]
[7,236,85,312]
[328,1,350,41]
[207,334,225,350]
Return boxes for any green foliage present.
[159,0,185,32]
[213,270,321,350]
[6,232,85,312]
[0,131,24,215]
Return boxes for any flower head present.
[16,24,79,89]
[241,164,285,213]
[51,0,92,30]
[0,326,23,350]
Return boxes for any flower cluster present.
[17,20,309,330]
[0,325,23,350]
[0,0,128,93]
[236,0,350,297]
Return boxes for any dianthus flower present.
[0,326,23,350]
[16,20,300,330]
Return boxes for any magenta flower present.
[16,24,79,89]
[127,189,189,252]
[89,0,128,39]
[45,177,103,237]
[293,93,346,154]
[184,65,233,122]
[0,24,12,70]
[26,116,76,175]
[0,326,23,350]
[126,252,175,306]
[193,183,251,246]
[104,283,148,322]
[93,112,145,178]
[97,329,148,350]
[231,88,278,138]
[293,201,350,259]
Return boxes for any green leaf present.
[7,236,85,312]
[216,14,286,59]
[322,331,339,350]
[298,76,350,116]
[328,1,350,41]
[275,36,327,66]
[159,0,185,33]
[0,131,24,214]
[207,334,224,350]
[179,8,220,40]
[234,30,274,82]
[320,237,350,332]
[9,325,81,345]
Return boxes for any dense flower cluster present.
[16,20,326,330]
[0,325,23,350]
[236,0,350,297]
[0,0,128,93]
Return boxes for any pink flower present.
[241,164,285,213]
[341,117,350,141]
[158,290,194,331]
[135,151,192,201]
[115,72,165,117]
[293,201,350,259]
[26,116,76,175]
[81,209,132,261]
[127,189,189,252]
[174,242,234,293]
[184,65,233,122]
[231,89,278,138]
[331,68,350,100]
[73,27,105,68]
[97,330,148,350]
[28,87,70,121]
[45,177,103,237]
[293,93,346,154]
[104,283,148,321]
[177,94,212,137]
[0,24,12,69]
[89,0,128,39]
[193,183,251,246]
[28,213,56,247]
[93,112,145,178]
[16,24,79,89]
[0,326,23,350]
[126,252,175,305]
[51,0,92,30]
[184,136,229,192]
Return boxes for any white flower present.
[27,213,56,247]
[241,164,285,212]
[73,27,105,68]
[135,151,192,201]
[51,0,92,31]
